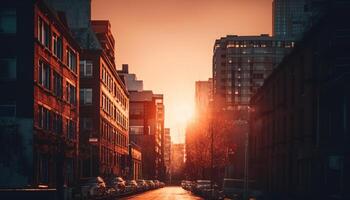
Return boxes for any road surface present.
[119,186,203,200]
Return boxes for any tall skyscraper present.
[194,78,212,120]
[273,0,326,41]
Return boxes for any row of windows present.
[101,66,127,109]
[38,60,77,105]
[101,147,124,167]
[37,17,77,73]
[38,105,77,140]
[100,119,128,148]
[102,93,128,130]
[226,41,294,48]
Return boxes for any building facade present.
[46,1,130,178]
[164,128,171,182]
[118,64,143,92]
[194,79,212,120]
[171,143,185,181]
[129,142,142,180]
[272,0,327,41]
[0,0,79,190]
[213,34,293,116]
[128,91,165,180]
[250,3,350,199]
[78,21,129,178]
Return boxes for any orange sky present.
[92,0,272,143]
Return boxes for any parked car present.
[202,184,224,199]
[125,180,138,193]
[146,180,156,189]
[136,179,147,191]
[159,181,165,188]
[105,176,126,194]
[79,177,107,199]
[182,180,193,190]
[181,180,186,188]
[153,180,160,188]
[192,180,211,195]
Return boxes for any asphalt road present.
[119,186,203,200]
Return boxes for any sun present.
[172,103,194,125]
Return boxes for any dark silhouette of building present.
[0,0,80,194]
[272,0,327,41]
[250,2,350,199]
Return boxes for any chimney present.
[122,64,129,73]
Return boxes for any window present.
[0,9,16,33]
[66,48,77,73]
[52,112,62,134]
[80,88,92,104]
[38,105,50,130]
[38,17,50,48]
[130,126,143,135]
[67,119,76,140]
[53,72,62,98]
[52,33,62,59]
[38,155,49,184]
[0,58,16,79]
[66,82,76,105]
[81,118,92,131]
[80,60,93,77]
[252,73,264,79]
[39,61,50,89]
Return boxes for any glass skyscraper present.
[273,0,311,41]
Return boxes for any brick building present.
[78,21,129,178]
[46,0,130,178]
[249,3,350,199]
[0,0,79,191]
[128,91,165,180]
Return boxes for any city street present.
[119,186,203,200]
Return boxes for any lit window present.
[0,9,16,33]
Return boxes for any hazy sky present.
[92,0,272,143]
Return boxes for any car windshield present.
[197,180,211,185]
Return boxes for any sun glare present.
[172,104,194,125]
